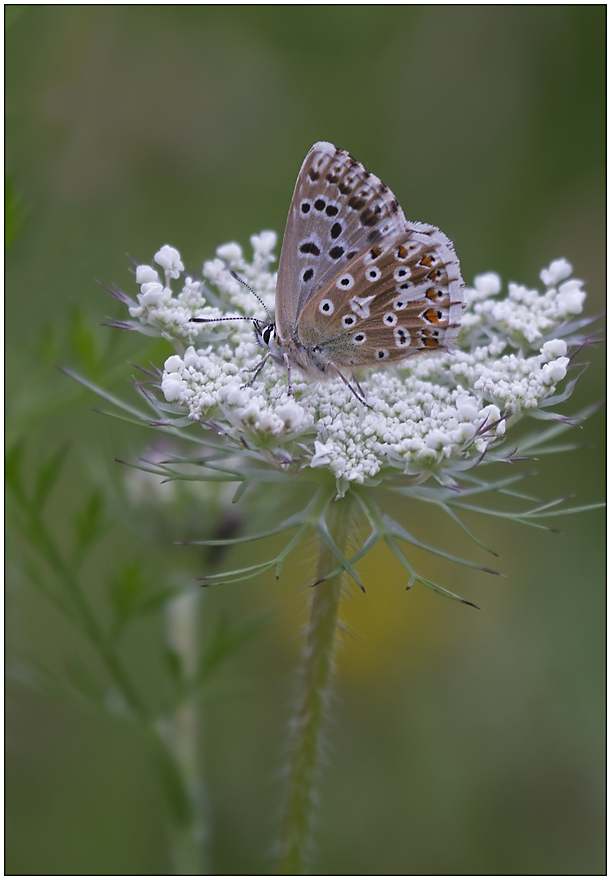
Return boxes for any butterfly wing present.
[275,142,408,341]
[296,226,464,367]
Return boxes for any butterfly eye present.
[353,332,367,345]
[342,315,356,328]
[262,325,275,346]
[314,198,326,212]
[395,245,409,261]
[365,267,381,282]
[330,222,343,240]
[318,299,334,315]
[302,268,314,283]
[393,298,408,310]
[383,312,397,327]
[375,349,390,360]
[300,200,312,214]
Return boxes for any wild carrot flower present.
[103,235,600,872]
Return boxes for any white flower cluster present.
[127,237,585,486]
[461,257,586,346]
[128,245,223,345]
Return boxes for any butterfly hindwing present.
[296,227,464,367]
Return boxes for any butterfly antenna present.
[229,270,273,322]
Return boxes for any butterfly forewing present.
[296,227,464,367]
[275,141,408,341]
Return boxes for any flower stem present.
[277,492,353,875]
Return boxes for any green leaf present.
[164,647,184,682]
[39,323,60,365]
[196,613,272,683]
[147,731,194,828]
[64,657,108,709]
[73,489,106,558]
[108,561,147,635]
[381,512,502,576]
[108,562,176,638]
[63,367,226,450]
[22,558,75,619]
[33,446,68,508]
[135,587,177,615]
[188,512,303,546]
[314,523,365,592]
[384,535,479,609]
[199,559,278,585]
[6,440,25,503]
[8,659,74,704]
[69,307,99,374]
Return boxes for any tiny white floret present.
[276,402,306,432]
[474,272,501,296]
[216,243,243,263]
[557,280,586,315]
[542,357,569,385]
[155,245,184,278]
[310,440,335,468]
[542,339,567,360]
[540,258,572,287]
[251,231,277,257]
[136,265,159,284]
[161,376,183,402]
[164,355,183,373]
[183,347,200,368]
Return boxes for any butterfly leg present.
[353,375,367,398]
[328,362,372,409]
[241,353,270,388]
[283,353,293,396]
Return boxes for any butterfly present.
[193,141,464,405]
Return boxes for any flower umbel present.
[120,237,588,492]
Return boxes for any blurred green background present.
[6,6,605,875]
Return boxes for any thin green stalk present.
[163,590,209,875]
[277,492,353,875]
[26,508,148,720]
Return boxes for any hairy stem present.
[277,493,353,874]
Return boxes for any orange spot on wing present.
[423,308,442,324]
